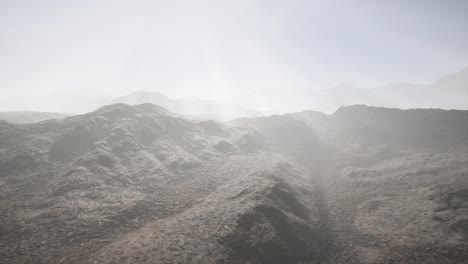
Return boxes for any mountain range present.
[235,66,468,114]
[1,103,467,263]
[0,111,69,124]
[111,91,261,121]
[0,67,467,121]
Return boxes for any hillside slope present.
[1,104,468,263]
[0,103,330,264]
[232,105,468,263]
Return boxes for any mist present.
[1,0,467,115]
[1,1,468,264]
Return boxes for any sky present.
[0,0,467,100]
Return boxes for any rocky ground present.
[232,105,468,264]
[321,152,468,264]
[0,104,330,264]
[1,104,467,263]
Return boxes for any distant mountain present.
[327,105,468,153]
[112,91,262,121]
[432,66,468,94]
[231,105,468,163]
[234,67,468,114]
[0,111,68,124]
[371,66,468,109]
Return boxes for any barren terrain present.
[1,104,467,263]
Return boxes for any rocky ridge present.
[1,104,467,263]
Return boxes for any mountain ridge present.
[112,91,262,121]
[1,103,468,263]
[233,66,468,114]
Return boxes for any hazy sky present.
[1,0,467,100]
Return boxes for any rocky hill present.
[0,103,331,264]
[1,104,467,263]
[232,105,468,263]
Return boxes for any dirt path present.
[305,157,359,264]
[316,165,375,264]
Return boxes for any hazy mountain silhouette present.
[112,91,262,121]
[0,111,68,124]
[371,66,468,109]
[1,67,465,118]
[235,66,468,114]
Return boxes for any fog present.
[1,2,468,263]
[1,0,467,116]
